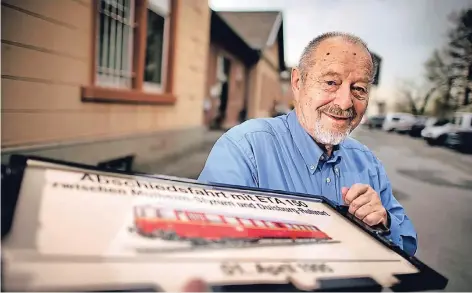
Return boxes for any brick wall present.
[1,0,212,169]
[249,60,283,118]
[2,0,210,149]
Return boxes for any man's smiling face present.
[292,37,374,145]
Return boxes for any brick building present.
[1,1,288,172]
[205,11,287,129]
[2,0,211,171]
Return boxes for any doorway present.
[212,56,231,129]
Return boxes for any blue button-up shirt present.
[198,110,418,256]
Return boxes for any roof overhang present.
[210,11,260,67]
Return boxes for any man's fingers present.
[353,202,373,220]
[341,187,349,201]
[363,210,384,226]
[344,184,369,204]
[348,194,370,215]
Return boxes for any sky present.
[209,0,471,104]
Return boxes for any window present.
[186,212,206,222]
[96,0,135,88]
[273,222,285,229]
[434,119,449,127]
[252,220,266,228]
[143,0,170,92]
[175,211,189,221]
[159,209,176,220]
[239,218,253,227]
[265,222,276,228]
[206,214,223,224]
[454,117,463,126]
[82,0,176,104]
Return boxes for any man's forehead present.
[310,38,373,78]
[315,37,371,60]
[319,66,371,83]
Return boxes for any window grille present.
[97,0,135,88]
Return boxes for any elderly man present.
[198,32,417,256]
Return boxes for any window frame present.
[82,0,178,105]
[143,0,171,93]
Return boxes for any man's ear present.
[291,67,301,102]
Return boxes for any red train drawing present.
[132,205,332,245]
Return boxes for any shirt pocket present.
[339,170,373,189]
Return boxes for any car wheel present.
[437,135,447,145]
[426,138,435,146]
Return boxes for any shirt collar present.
[287,110,342,174]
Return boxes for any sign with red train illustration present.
[1,155,448,292]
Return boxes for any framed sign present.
[1,155,447,292]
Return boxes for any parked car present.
[363,115,385,129]
[382,113,416,133]
[409,117,450,137]
[421,112,472,146]
[444,130,472,153]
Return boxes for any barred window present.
[95,0,170,91]
[97,0,135,88]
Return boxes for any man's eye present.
[326,81,337,86]
[354,87,366,93]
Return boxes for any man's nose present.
[334,84,353,110]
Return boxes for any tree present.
[422,8,472,112]
[423,50,456,112]
[449,9,472,105]
[395,80,437,115]
[447,8,472,106]
[395,80,419,115]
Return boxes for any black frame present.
[1,154,448,292]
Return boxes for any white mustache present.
[323,110,354,119]
[318,104,356,118]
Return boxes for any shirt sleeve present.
[375,158,418,256]
[198,134,258,188]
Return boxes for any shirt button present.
[310,165,315,170]
[326,178,331,183]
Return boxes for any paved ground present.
[153,126,472,291]
[351,127,472,292]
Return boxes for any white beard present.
[313,120,351,145]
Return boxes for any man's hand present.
[342,184,388,227]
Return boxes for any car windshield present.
[433,119,450,126]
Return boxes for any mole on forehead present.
[319,53,370,64]
[318,49,371,65]
[322,48,366,56]
[317,40,367,55]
